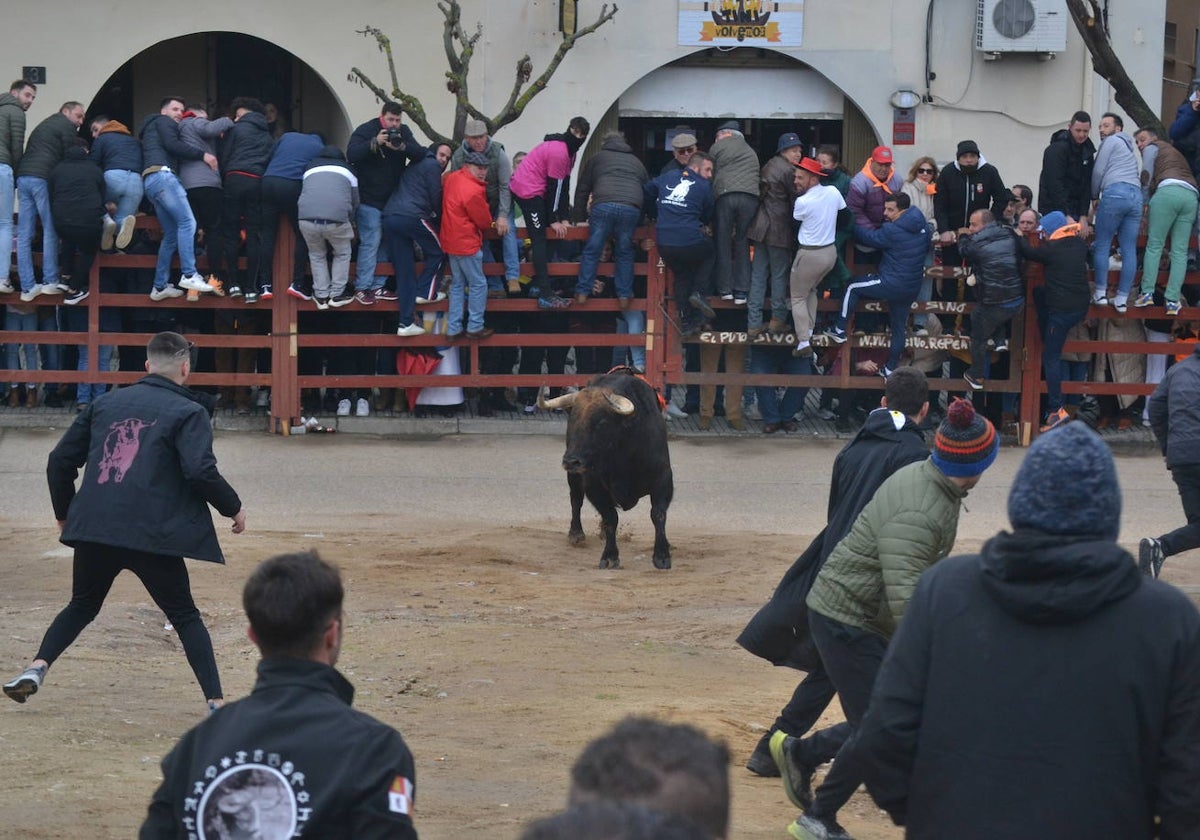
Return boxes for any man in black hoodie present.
[140,550,419,839]
[48,141,105,303]
[215,97,275,301]
[849,423,1200,840]
[1037,111,1095,233]
[737,367,929,777]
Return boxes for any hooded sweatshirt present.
[48,145,105,229]
[570,133,649,222]
[1038,127,1096,219]
[510,129,584,220]
[178,114,234,190]
[298,145,358,224]
[1017,213,1089,312]
[1090,130,1140,198]
[383,145,444,220]
[850,531,1200,839]
[0,91,27,168]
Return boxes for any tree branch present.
[491,3,619,133]
[1065,0,1164,136]
[352,1,619,145]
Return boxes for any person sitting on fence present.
[1016,210,1090,432]
[957,208,1024,392]
[509,116,590,310]
[825,191,931,379]
[298,145,359,309]
[383,142,452,337]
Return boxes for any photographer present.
[346,101,422,299]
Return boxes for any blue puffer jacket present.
[853,206,931,291]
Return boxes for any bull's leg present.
[568,473,586,546]
[586,489,621,569]
[650,474,673,570]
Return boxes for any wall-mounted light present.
[889,89,921,109]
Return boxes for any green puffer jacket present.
[806,458,967,639]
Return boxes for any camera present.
[385,128,405,146]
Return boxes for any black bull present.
[539,372,674,569]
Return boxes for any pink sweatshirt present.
[509,139,573,201]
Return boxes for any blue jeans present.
[447,249,487,334]
[750,345,812,424]
[17,175,57,290]
[1035,287,1087,414]
[613,307,646,371]
[502,206,520,283]
[355,204,388,292]
[37,307,61,396]
[5,308,38,387]
[576,202,640,298]
[143,171,196,287]
[104,169,143,229]
[75,344,114,404]
[0,163,13,281]
[1092,181,1141,299]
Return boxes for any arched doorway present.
[86,32,351,145]
[582,47,875,174]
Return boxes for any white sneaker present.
[396,323,426,337]
[336,399,351,417]
[115,215,137,250]
[150,285,184,301]
[663,403,688,419]
[100,216,118,251]
[179,273,216,293]
[356,398,370,417]
[415,292,447,304]
[0,279,13,294]
[19,285,42,302]
[40,283,63,295]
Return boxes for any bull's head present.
[537,388,635,415]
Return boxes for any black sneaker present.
[329,291,355,308]
[1139,538,1166,578]
[243,290,260,304]
[963,371,985,391]
[259,286,274,301]
[63,288,88,305]
[314,297,330,311]
[789,814,853,840]
[286,283,312,301]
[687,292,716,320]
[769,731,815,810]
[227,284,244,298]
[746,732,781,777]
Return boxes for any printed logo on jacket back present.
[96,418,157,484]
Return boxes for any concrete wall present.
[2,0,1165,191]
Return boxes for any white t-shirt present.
[792,184,846,247]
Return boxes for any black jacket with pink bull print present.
[47,374,242,563]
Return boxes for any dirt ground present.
[0,429,1194,839]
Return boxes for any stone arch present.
[84,31,352,145]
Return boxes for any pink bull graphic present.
[96,418,157,484]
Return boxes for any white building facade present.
[2,0,1165,190]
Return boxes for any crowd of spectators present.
[2,84,1200,429]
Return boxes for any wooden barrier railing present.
[0,217,1193,444]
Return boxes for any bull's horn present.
[603,391,635,415]
[537,389,578,411]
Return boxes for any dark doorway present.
[619,116,842,174]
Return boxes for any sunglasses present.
[677,146,697,154]
[917,167,936,174]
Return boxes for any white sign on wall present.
[678,1,804,47]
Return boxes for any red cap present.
[871,145,894,164]
[796,157,824,176]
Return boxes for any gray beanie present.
[1007,423,1121,540]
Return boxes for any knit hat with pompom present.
[931,398,998,478]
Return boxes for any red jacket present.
[440,168,493,255]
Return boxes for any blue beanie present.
[1039,210,1068,238]
[1007,423,1121,540]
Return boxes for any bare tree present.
[1066,0,1164,135]
[350,0,619,147]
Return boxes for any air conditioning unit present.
[976,0,1068,55]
